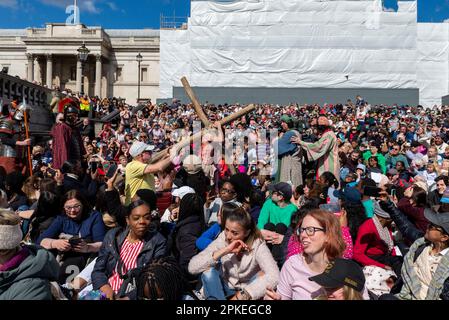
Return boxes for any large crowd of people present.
[1,93,449,301]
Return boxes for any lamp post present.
[136,53,143,103]
[77,42,90,95]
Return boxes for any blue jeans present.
[201,268,236,300]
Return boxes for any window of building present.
[116,67,123,82]
[141,67,148,82]
[70,66,76,81]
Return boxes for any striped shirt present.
[108,238,144,293]
[298,130,340,182]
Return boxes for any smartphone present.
[90,161,98,172]
[106,164,118,179]
[364,186,382,198]
[68,236,83,246]
[390,188,397,198]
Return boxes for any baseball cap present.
[356,164,366,173]
[129,141,155,158]
[309,258,365,292]
[424,209,449,235]
[172,186,195,200]
[268,182,293,200]
[334,187,361,204]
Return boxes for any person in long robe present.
[51,105,85,170]
[276,115,303,187]
[291,116,340,183]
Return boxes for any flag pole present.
[74,0,78,24]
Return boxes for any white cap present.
[172,186,196,200]
[129,141,155,158]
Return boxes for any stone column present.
[46,54,53,88]
[95,54,102,98]
[26,54,34,82]
[35,56,42,85]
[76,58,83,94]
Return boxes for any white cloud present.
[106,1,118,11]
[0,0,18,8]
[84,0,100,13]
[38,0,103,14]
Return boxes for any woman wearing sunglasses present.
[265,209,349,300]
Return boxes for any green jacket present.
[0,245,59,300]
[362,151,387,174]
[397,238,449,300]
[257,199,297,230]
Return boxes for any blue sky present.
[0,0,448,29]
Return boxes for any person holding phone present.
[37,190,107,284]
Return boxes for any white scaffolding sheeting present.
[160,1,445,106]
[417,23,449,108]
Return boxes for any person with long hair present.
[37,190,107,284]
[189,206,279,300]
[196,202,239,251]
[91,199,166,300]
[135,256,189,300]
[168,193,206,282]
[24,191,60,244]
[310,258,366,300]
[398,186,429,233]
[265,209,348,300]
[319,172,339,204]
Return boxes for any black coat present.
[91,227,167,293]
[80,124,95,140]
[380,200,424,244]
[167,215,204,280]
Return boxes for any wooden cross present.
[150,77,256,164]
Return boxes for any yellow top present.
[124,160,155,205]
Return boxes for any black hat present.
[268,182,293,201]
[309,258,365,292]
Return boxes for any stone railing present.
[0,72,54,132]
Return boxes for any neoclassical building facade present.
[0,23,160,104]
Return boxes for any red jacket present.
[397,197,428,233]
[353,218,396,269]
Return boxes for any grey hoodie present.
[0,245,59,300]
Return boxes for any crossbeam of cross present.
[150,77,256,164]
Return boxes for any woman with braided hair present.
[136,256,189,300]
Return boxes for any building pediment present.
[22,23,112,58]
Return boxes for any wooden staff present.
[150,104,256,164]
[23,111,33,176]
[181,77,211,128]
